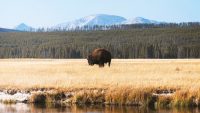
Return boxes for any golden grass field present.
[1,59,200,106]
[0,59,200,90]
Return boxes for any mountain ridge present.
[123,17,159,24]
[14,23,34,31]
[13,14,160,31]
[53,14,127,30]
[53,14,160,30]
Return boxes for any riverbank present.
[0,87,199,108]
[0,59,200,108]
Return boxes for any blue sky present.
[0,0,199,28]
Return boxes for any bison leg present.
[108,61,111,67]
[99,62,104,67]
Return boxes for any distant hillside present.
[0,28,19,32]
[0,24,200,58]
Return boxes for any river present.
[0,103,199,113]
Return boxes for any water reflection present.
[0,103,200,113]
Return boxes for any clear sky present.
[0,0,199,28]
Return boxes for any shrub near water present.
[8,87,200,108]
[172,90,200,107]
[29,91,66,104]
[105,88,200,108]
[105,87,154,106]
[73,90,105,104]
[30,93,47,104]
[156,96,173,108]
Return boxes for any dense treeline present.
[0,24,200,58]
[38,22,200,32]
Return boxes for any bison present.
[87,48,111,67]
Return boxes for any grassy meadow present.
[0,59,200,107]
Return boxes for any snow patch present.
[0,92,31,102]
[123,17,159,24]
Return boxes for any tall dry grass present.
[0,59,200,107]
[0,59,199,89]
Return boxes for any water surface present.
[0,103,199,113]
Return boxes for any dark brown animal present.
[87,48,111,67]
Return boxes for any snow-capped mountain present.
[123,17,159,24]
[53,15,160,30]
[14,23,34,31]
[53,14,126,30]
[14,15,161,31]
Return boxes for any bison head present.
[87,55,94,66]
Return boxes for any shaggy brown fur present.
[87,48,111,67]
